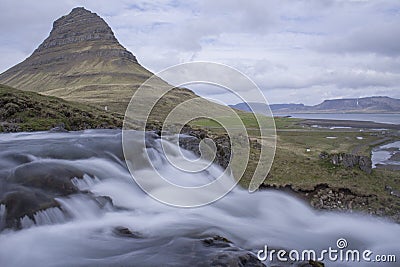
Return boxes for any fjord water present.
[286,113,400,125]
[0,130,399,266]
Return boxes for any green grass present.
[0,84,123,132]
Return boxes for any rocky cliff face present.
[0,7,185,114]
[33,7,137,65]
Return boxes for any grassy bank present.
[0,84,123,132]
[190,113,400,221]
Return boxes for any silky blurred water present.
[0,130,398,267]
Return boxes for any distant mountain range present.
[230,96,400,114]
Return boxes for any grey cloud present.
[253,68,399,91]
[317,22,400,56]
[0,0,399,104]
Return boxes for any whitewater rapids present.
[0,130,398,266]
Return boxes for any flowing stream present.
[0,130,398,266]
[372,141,400,169]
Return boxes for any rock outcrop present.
[319,152,372,174]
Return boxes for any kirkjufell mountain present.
[0,7,197,114]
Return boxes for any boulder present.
[321,152,372,174]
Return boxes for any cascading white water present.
[0,130,398,267]
[71,174,101,191]
[20,207,67,228]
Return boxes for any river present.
[0,130,398,266]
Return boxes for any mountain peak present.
[36,7,120,54]
[71,6,91,13]
[0,7,156,113]
[53,7,97,29]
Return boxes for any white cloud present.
[0,0,399,105]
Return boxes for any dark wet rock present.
[49,122,68,132]
[0,153,35,168]
[131,234,265,267]
[145,124,233,169]
[179,125,232,169]
[94,195,114,208]
[180,125,209,139]
[113,226,142,238]
[1,188,59,229]
[208,251,265,267]
[202,235,232,248]
[0,131,131,230]
[179,135,201,155]
[10,162,83,195]
[213,134,231,169]
[0,162,87,229]
[198,235,265,267]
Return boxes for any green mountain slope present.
[0,84,122,132]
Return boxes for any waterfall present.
[71,174,101,191]
[0,130,398,267]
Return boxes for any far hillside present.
[230,96,400,114]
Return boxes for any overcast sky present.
[1,0,399,104]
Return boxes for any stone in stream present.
[1,188,59,229]
[10,162,84,195]
[1,161,111,229]
[113,226,142,238]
